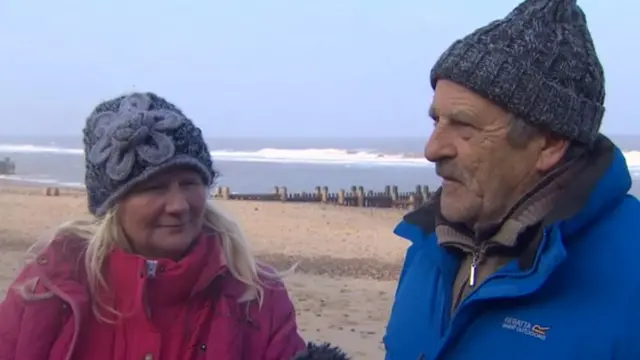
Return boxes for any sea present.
[1,135,640,196]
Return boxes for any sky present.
[0,0,638,137]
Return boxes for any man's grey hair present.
[507,114,586,161]
[506,115,540,148]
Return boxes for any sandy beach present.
[0,185,409,359]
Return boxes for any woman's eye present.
[141,184,164,192]
[181,180,201,187]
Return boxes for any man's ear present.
[536,133,570,172]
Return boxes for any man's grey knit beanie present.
[82,92,215,216]
[431,0,605,145]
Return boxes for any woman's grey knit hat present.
[431,0,605,145]
[82,92,214,216]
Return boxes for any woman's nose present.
[164,185,189,214]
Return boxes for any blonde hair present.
[20,201,282,323]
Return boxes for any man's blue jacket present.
[384,137,640,359]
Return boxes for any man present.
[384,0,640,359]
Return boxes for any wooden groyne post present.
[0,157,15,175]
[210,184,432,209]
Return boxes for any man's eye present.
[451,119,472,127]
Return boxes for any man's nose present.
[424,123,457,163]
[164,184,189,214]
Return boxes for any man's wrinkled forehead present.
[429,80,509,127]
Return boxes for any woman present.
[0,92,306,359]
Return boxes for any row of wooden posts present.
[212,185,432,209]
[40,184,433,209]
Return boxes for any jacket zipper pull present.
[146,260,158,279]
[469,251,479,287]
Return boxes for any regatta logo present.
[502,317,550,340]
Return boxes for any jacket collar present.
[33,228,248,308]
[397,135,629,267]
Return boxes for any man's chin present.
[440,181,461,200]
[441,178,460,187]
[439,199,472,224]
